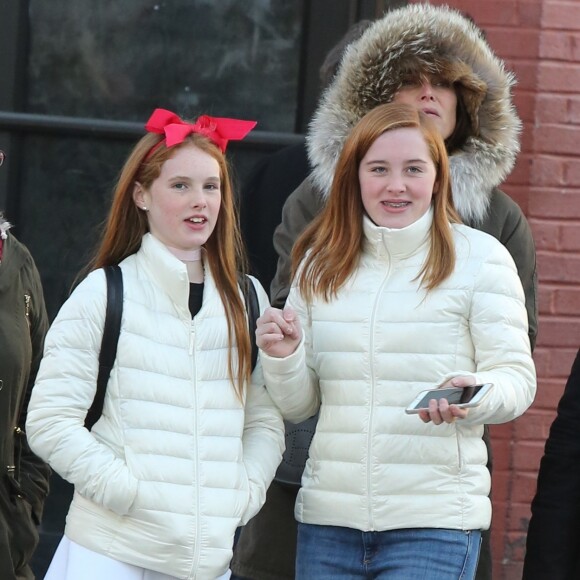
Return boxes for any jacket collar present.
[362,206,433,260]
[0,233,27,291]
[134,234,215,316]
[0,216,10,264]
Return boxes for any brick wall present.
[407,1,580,578]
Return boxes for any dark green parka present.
[0,224,50,579]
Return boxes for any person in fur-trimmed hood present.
[240,5,537,580]
[271,3,537,350]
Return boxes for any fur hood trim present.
[307,3,522,223]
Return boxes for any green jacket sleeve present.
[474,189,538,351]
[270,177,324,308]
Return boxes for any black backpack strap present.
[239,274,259,372]
[85,265,123,430]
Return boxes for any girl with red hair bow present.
[26,109,284,580]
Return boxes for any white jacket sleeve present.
[260,282,321,423]
[240,278,285,524]
[449,242,537,425]
[26,270,139,515]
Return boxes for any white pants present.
[45,536,231,580]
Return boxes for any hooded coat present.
[0,222,51,580]
[271,3,537,350]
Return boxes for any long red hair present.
[87,130,251,399]
[292,103,461,302]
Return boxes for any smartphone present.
[405,383,493,414]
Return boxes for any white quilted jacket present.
[262,209,536,533]
[27,234,284,580]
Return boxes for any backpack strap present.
[85,265,123,430]
[239,274,259,372]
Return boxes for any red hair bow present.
[145,108,257,152]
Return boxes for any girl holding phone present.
[256,103,536,580]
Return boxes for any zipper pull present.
[189,324,195,356]
[24,294,31,328]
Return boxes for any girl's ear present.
[133,182,146,209]
[432,180,440,196]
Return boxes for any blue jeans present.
[296,523,481,580]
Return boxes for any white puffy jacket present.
[27,234,284,580]
[262,209,536,533]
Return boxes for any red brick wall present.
[407,1,580,578]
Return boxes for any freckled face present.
[134,144,221,251]
[358,127,437,229]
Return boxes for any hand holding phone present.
[405,383,493,416]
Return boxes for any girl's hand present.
[256,306,302,358]
[418,375,475,425]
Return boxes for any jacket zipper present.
[189,318,202,576]
[189,322,195,355]
[366,254,392,531]
[7,296,31,493]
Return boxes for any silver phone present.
[405,383,494,414]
